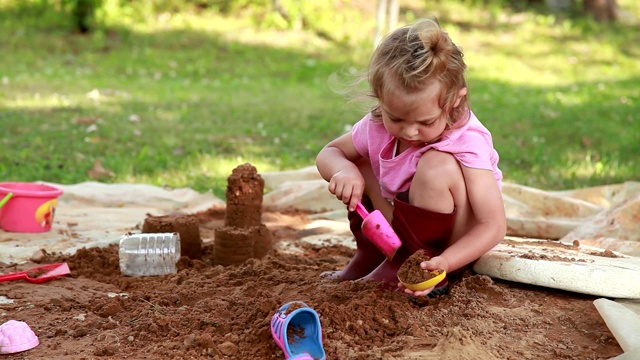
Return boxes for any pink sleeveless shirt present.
[352,111,503,200]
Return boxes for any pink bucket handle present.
[0,192,13,209]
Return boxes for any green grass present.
[1,1,638,198]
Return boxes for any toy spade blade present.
[0,263,71,284]
[355,202,402,260]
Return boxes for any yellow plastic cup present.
[398,269,447,291]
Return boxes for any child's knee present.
[414,151,463,188]
[409,151,463,212]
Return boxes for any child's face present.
[380,83,448,146]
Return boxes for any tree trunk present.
[374,0,400,48]
[583,0,618,22]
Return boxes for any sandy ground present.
[0,206,623,360]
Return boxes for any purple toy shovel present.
[355,202,402,260]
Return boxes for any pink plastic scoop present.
[355,202,402,260]
[0,263,70,284]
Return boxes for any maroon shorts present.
[391,191,456,257]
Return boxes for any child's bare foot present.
[320,253,384,281]
[359,258,403,285]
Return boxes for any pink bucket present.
[0,182,64,233]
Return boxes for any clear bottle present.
[118,233,181,276]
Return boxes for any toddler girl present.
[316,18,506,297]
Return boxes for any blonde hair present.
[368,18,470,127]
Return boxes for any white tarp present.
[1,166,639,264]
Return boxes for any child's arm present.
[427,166,506,273]
[316,131,365,212]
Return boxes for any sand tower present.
[214,163,273,266]
[141,214,203,260]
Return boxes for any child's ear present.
[453,87,468,108]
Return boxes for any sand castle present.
[214,163,273,266]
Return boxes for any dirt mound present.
[0,164,623,359]
[0,206,622,359]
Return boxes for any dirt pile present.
[0,206,622,359]
[0,164,623,359]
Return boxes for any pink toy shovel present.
[355,202,402,260]
[0,263,70,284]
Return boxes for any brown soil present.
[0,165,624,360]
[142,214,203,260]
[397,249,443,285]
[0,206,624,359]
[26,269,49,279]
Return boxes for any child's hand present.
[328,169,365,212]
[420,256,449,274]
[399,282,435,297]
[399,255,450,298]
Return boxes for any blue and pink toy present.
[270,301,326,360]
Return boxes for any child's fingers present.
[328,177,364,210]
[413,287,434,297]
[329,181,349,204]
[339,186,353,205]
[420,256,448,271]
[402,286,434,297]
[327,180,338,195]
[346,183,364,212]
[348,197,359,212]
[347,187,362,212]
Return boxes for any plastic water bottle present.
[118,233,181,276]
